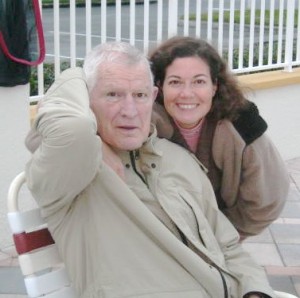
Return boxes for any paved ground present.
[0,157,299,298]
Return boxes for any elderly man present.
[25,42,274,298]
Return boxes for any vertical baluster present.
[268,0,275,65]
[195,0,201,37]
[217,0,224,55]
[248,0,256,68]
[238,0,246,70]
[116,0,121,42]
[296,0,300,61]
[258,0,266,67]
[168,0,178,37]
[227,0,235,69]
[156,0,163,44]
[86,0,92,54]
[277,0,285,65]
[53,0,60,78]
[101,0,107,43]
[37,0,44,96]
[143,0,150,53]
[183,0,190,36]
[70,0,76,68]
[207,0,213,42]
[284,0,296,71]
[129,0,135,46]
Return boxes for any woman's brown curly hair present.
[149,36,248,121]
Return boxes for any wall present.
[246,84,300,161]
[239,69,300,161]
[0,85,32,250]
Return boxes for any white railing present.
[33,0,300,99]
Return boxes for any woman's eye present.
[194,79,206,85]
[169,80,182,86]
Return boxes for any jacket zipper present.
[129,151,147,184]
[192,241,229,298]
[177,225,228,298]
[216,267,229,298]
[179,194,229,298]
[128,152,192,252]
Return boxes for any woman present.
[149,36,290,240]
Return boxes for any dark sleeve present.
[233,101,268,145]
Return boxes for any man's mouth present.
[118,126,138,130]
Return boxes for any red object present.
[0,0,45,66]
[13,228,55,255]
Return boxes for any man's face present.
[90,62,158,151]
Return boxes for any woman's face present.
[162,56,217,129]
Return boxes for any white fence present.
[34,0,300,98]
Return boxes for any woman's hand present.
[102,141,125,181]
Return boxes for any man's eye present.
[134,93,148,100]
[107,92,117,97]
[106,92,122,101]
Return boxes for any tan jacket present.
[25,68,275,298]
[153,102,290,237]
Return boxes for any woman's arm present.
[224,133,290,237]
[212,120,290,238]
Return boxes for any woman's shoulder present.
[213,101,268,145]
[231,101,268,145]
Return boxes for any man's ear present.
[152,86,159,102]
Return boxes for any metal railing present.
[34,0,300,99]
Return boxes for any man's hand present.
[102,141,125,181]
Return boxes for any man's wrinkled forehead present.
[97,62,153,88]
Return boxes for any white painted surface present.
[0,85,33,250]
[246,83,300,161]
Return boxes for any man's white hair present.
[83,42,154,93]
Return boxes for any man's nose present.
[120,95,138,117]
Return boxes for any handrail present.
[31,0,300,99]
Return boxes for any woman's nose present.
[179,82,194,97]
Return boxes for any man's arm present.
[102,142,125,180]
[25,68,101,218]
